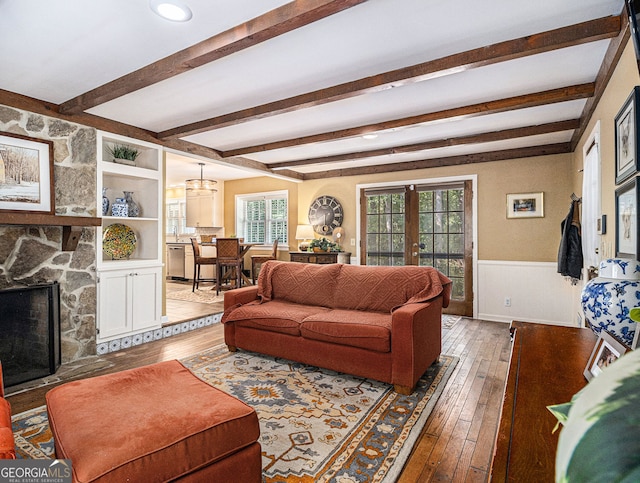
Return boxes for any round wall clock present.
[308,195,344,235]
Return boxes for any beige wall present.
[223,39,640,266]
[300,156,572,262]
[572,40,640,261]
[225,155,572,263]
[224,176,300,259]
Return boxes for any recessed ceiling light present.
[150,0,193,22]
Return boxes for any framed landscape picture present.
[0,132,54,214]
[506,192,544,218]
[615,177,639,258]
[615,87,640,185]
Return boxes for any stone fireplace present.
[0,105,98,364]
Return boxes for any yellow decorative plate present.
[103,223,137,259]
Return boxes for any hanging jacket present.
[557,200,583,284]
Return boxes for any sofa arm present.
[224,285,260,310]
[390,297,444,391]
[0,398,15,459]
[223,286,260,351]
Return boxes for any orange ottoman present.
[45,360,261,482]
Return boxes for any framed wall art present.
[0,132,54,214]
[583,330,628,381]
[615,86,640,185]
[615,177,639,258]
[506,192,544,218]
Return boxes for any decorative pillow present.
[547,348,640,482]
[332,264,451,313]
[257,260,341,308]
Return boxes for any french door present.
[360,181,473,316]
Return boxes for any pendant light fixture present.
[185,163,217,192]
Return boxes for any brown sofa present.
[222,261,452,394]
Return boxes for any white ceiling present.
[0,0,628,182]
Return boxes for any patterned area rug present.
[12,347,457,482]
[166,288,225,304]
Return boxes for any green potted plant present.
[309,237,342,252]
[108,144,140,166]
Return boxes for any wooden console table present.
[290,251,350,264]
[490,321,596,482]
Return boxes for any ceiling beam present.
[160,15,620,139]
[223,83,595,156]
[571,10,630,150]
[0,88,303,181]
[58,0,368,115]
[301,143,572,179]
[163,139,305,180]
[267,119,580,168]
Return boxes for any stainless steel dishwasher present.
[167,244,186,279]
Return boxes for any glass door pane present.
[364,190,406,266]
[361,181,473,316]
[417,186,465,300]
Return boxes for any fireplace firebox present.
[0,282,61,387]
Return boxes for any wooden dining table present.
[202,241,259,286]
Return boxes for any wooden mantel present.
[0,213,101,251]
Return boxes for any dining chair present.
[251,238,279,284]
[215,238,243,295]
[190,238,216,292]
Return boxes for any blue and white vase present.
[581,258,640,346]
[111,197,128,217]
[102,187,109,216]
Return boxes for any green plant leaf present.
[108,144,140,161]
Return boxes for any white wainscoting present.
[477,260,581,326]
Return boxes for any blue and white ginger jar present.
[581,258,640,346]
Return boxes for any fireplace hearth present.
[0,282,61,387]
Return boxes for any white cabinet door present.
[131,267,161,332]
[97,270,132,340]
[184,248,195,280]
[97,266,161,342]
[186,192,216,227]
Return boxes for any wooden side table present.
[490,321,596,482]
[290,251,350,264]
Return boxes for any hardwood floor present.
[6,309,512,483]
[165,279,223,322]
[397,318,512,482]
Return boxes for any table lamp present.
[295,224,315,251]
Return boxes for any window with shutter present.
[236,191,288,245]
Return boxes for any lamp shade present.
[186,163,217,192]
[295,224,315,240]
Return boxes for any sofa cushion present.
[227,300,329,336]
[300,309,392,352]
[258,261,341,308]
[333,264,452,312]
[46,360,260,483]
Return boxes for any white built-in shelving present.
[96,131,163,343]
